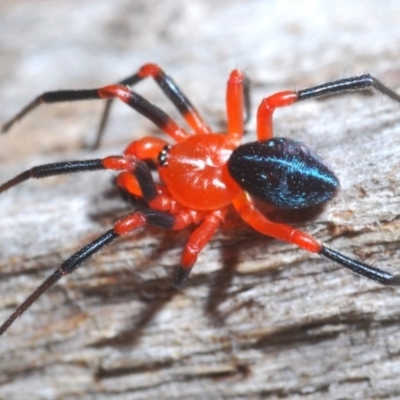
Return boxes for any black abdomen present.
[227,138,339,209]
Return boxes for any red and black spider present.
[1,63,400,336]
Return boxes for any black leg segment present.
[320,245,400,286]
[0,159,105,194]
[297,74,400,104]
[0,208,176,336]
[95,64,211,147]
[140,208,176,230]
[173,267,192,289]
[0,230,118,336]
[121,90,174,131]
[2,90,101,133]
[133,161,158,202]
[116,65,206,127]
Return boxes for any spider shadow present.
[85,185,188,349]
[85,184,326,350]
[203,202,327,326]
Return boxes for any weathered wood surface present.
[1,1,400,399]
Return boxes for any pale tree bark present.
[1,1,400,399]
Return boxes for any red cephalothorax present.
[158,134,241,210]
[1,63,400,336]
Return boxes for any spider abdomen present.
[227,137,339,209]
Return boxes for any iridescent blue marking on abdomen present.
[227,137,339,209]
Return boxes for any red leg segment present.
[226,69,245,142]
[174,209,226,286]
[233,192,321,253]
[181,209,226,269]
[257,91,298,140]
[116,172,142,197]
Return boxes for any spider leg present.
[2,89,99,133]
[95,63,212,147]
[174,209,226,287]
[0,153,222,334]
[256,91,298,140]
[226,69,251,142]
[319,245,400,285]
[0,156,150,198]
[2,84,189,143]
[0,131,173,197]
[2,63,211,145]
[0,152,156,204]
[296,74,400,103]
[0,159,106,194]
[233,191,400,286]
[256,73,400,140]
[0,208,176,336]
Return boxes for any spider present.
[1,63,400,336]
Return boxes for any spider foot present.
[173,266,192,289]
